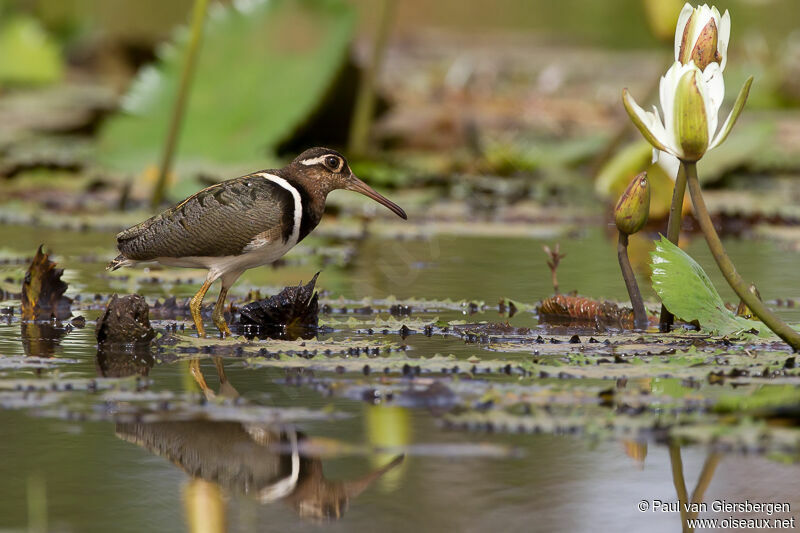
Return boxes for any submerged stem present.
[685,161,800,351]
[617,232,648,329]
[668,444,690,533]
[688,453,722,520]
[659,164,687,332]
[151,0,210,208]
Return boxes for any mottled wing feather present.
[117,174,292,260]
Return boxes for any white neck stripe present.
[257,173,302,245]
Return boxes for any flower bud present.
[679,16,720,69]
[674,68,709,161]
[675,4,729,71]
[614,172,650,235]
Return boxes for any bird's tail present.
[107,254,133,271]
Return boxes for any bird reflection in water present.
[97,347,403,526]
[116,420,403,523]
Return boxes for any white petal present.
[710,107,735,151]
[718,10,731,71]
[661,62,693,156]
[702,62,725,114]
[688,6,713,58]
[656,151,681,181]
[710,77,754,150]
[660,64,680,135]
[649,104,673,153]
[674,3,695,62]
[710,5,721,23]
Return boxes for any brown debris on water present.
[21,245,72,321]
[95,294,156,345]
[537,294,655,330]
[238,273,320,340]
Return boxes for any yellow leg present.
[212,285,231,337]
[189,359,215,400]
[190,279,213,337]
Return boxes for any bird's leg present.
[212,285,231,337]
[212,271,241,337]
[190,279,213,337]
[213,357,239,399]
[189,359,215,400]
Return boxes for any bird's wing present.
[116,173,297,260]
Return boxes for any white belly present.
[155,239,295,282]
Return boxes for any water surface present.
[1,225,799,532]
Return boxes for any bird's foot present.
[212,316,231,337]
[190,280,213,339]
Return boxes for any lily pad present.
[650,236,770,336]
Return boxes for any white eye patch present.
[299,155,342,172]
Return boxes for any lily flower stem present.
[617,232,648,329]
[685,161,800,351]
[151,0,209,208]
[658,164,687,332]
[347,0,396,157]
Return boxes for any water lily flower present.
[648,3,731,174]
[673,3,729,131]
[675,3,730,71]
[622,61,752,162]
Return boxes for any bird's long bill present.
[347,176,408,220]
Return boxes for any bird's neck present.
[284,177,327,243]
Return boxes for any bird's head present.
[290,147,407,220]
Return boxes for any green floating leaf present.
[0,15,63,86]
[97,0,355,180]
[650,236,769,336]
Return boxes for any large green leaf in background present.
[0,15,63,86]
[96,0,355,185]
[650,236,771,336]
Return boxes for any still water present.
[1,223,799,532]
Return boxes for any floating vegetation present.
[238,273,320,340]
[95,294,156,345]
[2,236,800,462]
[537,294,649,330]
[20,245,71,321]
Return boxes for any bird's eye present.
[325,156,341,171]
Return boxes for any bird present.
[107,147,407,337]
